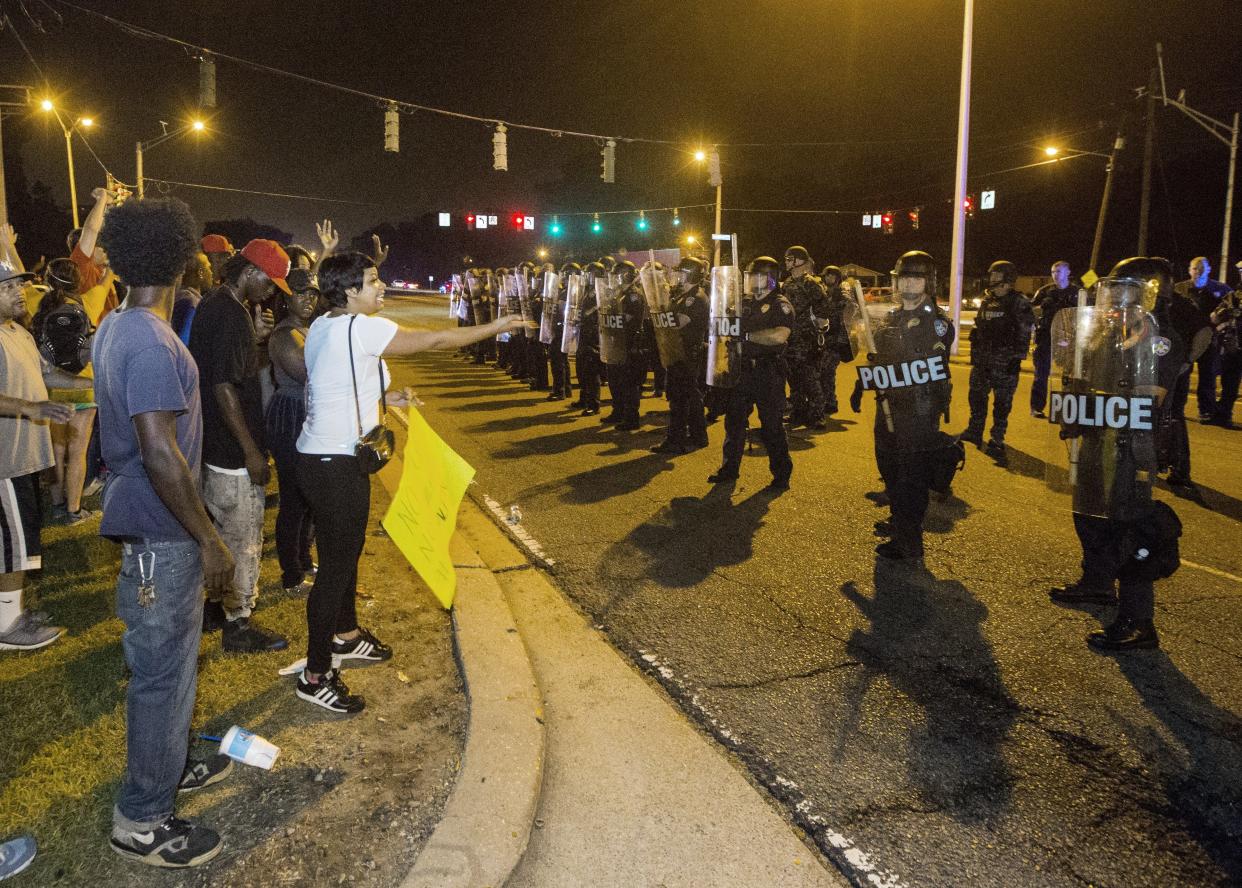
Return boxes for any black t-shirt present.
[188,287,265,469]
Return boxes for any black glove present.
[850,379,864,413]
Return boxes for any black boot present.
[1087,617,1159,651]
[1049,583,1116,606]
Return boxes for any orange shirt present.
[70,244,119,322]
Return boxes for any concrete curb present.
[386,411,544,888]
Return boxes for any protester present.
[266,267,319,595]
[294,250,524,713]
[171,252,213,346]
[188,240,290,653]
[69,187,121,322]
[93,196,235,867]
[200,233,234,286]
[0,252,86,652]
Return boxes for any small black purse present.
[348,315,395,474]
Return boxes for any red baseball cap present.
[200,234,234,255]
[239,239,292,295]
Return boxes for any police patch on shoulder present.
[1152,336,1171,357]
[934,319,948,337]
[761,303,770,313]
[781,302,792,314]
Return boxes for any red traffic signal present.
[512,213,526,230]
[907,209,920,230]
[881,212,894,235]
[466,214,476,227]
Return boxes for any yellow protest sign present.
[382,407,475,609]
[1080,269,1099,289]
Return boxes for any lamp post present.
[39,99,95,228]
[694,147,723,266]
[135,119,205,199]
[947,0,974,355]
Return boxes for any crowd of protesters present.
[0,189,516,868]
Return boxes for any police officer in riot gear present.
[854,251,957,560]
[576,261,605,415]
[547,262,579,401]
[708,257,795,490]
[605,260,645,430]
[1048,257,1187,651]
[960,259,1035,461]
[782,246,830,429]
[527,265,551,390]
[1029,261,1081,418]
[818,264,852,415]
[650,256,710,453]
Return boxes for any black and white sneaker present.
[177,754,234,794]
[331,629,393,663]
[296,669,365,714]
[110,816,222,868]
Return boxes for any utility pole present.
[1089,127,1126,273]
[948,0,974,355]
[1137,68,1158,255]
[1155,43,1240,282]
[0,86,34,229]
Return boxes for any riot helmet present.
[819,264,843,287]
[676,255,709,288]
[988,260,1017,286]
[559,261,582,277]
[783,245,814,271]
[1101,256,1172,312]
[582,260,606,286]
[613,259,637,287]
[891,251,937,303]
[601,255,618,272]
[745,256,782,297]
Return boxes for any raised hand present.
[316,219,339,255]
[371,233,389,266]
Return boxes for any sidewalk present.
[404,497,845,887]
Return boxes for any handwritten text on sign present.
[381,407,475,609]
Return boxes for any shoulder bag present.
[348,315,395,474]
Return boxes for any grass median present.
[0,477,466,886]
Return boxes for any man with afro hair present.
[92,197,235,868]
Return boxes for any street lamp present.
[1043,139,1126,273]
[136,119,207,198]
[40,99,96,228]
[694,147,723,265]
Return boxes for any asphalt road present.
[383,295,1242,888]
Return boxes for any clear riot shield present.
[515,271,535,337]
[539,272,561,345]
[1046,294,1161,519]
[639,262,686,368]
[495,278,511,342]
[561,274,583,355]
[466,273,490,327]
[596,276,629,365]
[706,265,743,388]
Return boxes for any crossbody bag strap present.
[348,315,364,436]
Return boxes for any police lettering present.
[652,311,679,329]
[603,314,626,329]
[712,316,742,337]
[1048,392,1154,430]
[856,355,948,391]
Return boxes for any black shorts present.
[1,472,43,573]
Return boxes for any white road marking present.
[1180,558,1242,586]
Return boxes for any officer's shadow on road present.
[1110,651,1242,882]
[600,486,779,591]
[837,559,1017,825]
[1156,478,1242,524]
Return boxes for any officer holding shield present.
[818,264,853,415]
[575,261,604,415]
[708,257,795,490]
[599,260,644,429]
[645,258,709,454]
[852,251,957,560]
[782,246,831,429]
[1047,257,1187,651]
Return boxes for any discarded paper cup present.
[220,725,280,770]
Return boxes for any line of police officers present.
[446,249,1199,653]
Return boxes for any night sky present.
[3,0,1241,281]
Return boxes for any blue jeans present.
[113,539,203,832]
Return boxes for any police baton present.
[851,279,894,433]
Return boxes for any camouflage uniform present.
[781,273,830,426]
[964,288,1034,447]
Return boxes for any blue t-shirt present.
[92,306,203,541]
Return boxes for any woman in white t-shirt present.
[295,251,524,714]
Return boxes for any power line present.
[147,177,377,206]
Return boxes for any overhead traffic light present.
[512,213,525,230]
[601,139,616,183]
[908,208,920,230]
[964,194,976,218]
[882,212,894,235]
[550,216,562,236]
[636,211,648,232]
[591,213,602,234]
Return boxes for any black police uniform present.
[548,283,573,401]
[964,288,1034,449]
[655,283,709,451]
[870,301,956,558]
[1030,283,1079,415]
[1177,277,1233,418]
[1159,293,1212,483]
[576,290,602,414]
[783,273,831,427]
[471,281,495,364]
[608,282,646,429]
[715,289,795,485]
[818,278,852,414]
[1211,293,1242,426]
[527,282,549,389]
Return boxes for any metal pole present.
[713,183,723,267]
[1219,111,1238,283]
[948,0,974,356]
[1138,68,1158,254]
[135,141,144,199]
[1089,130,1124,274]
[0,111,8,229]
[65,128,80,229]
